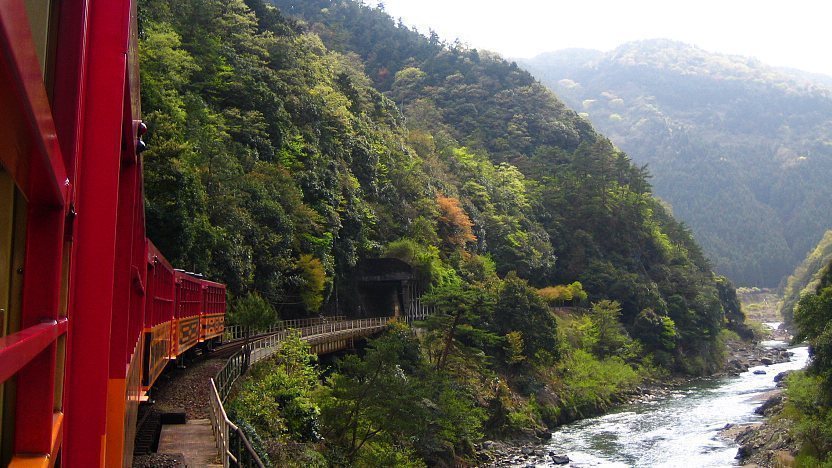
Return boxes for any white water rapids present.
[537,326,808,467]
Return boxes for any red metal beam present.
[104,111,142,463]
[63,0,132,463]
[0,320,67,384]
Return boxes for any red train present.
[144,243,227,393]
[0,1,226,466]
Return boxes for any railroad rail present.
[208,317,391,467]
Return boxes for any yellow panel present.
[104,378,127,468]
[7,455,49,468]
[53,334,65,412]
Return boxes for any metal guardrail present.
[209,378,266,468]
[223,316,346,342]
[208,317,390,467]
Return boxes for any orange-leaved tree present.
[436,194,476,252]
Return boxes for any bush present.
[744,320,773,341]
[558,349,642,417]
[785,371,832,463]
[231,419,273,467]
[357,441,426,468]
[230,335,321,441]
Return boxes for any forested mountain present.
[781,230,832,328]
[137,1,752,463]
[194,0,750,363]
[520,40,832,287]
[138,0,739,360]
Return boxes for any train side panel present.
[143,241,175,391]
[172,271,202,357]
[102,0,146,463]
[200,279,226,343]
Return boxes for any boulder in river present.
[761,357,773,365]
[736,444,751,459]
[755,394,783,416]
[535,428,553,440]
[550,453,570,465]
[753,369,766,375]
[773,370,792,383]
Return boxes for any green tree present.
[297,254,327,313]
[588,300,632,359]
[633,308,677,351]
[232,334,321,441]
[318,324,484,465]
[795,264,832,393]
[230,292,278,368]
[504,331,526,366]
[494,272,559,362]
[538,281,587,306]
[421,281,499,371]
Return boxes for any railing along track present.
[208,317,390,467]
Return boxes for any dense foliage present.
[781,230,832,329]
[262,0,742,371]
[784,261,832,465]
[521,40,832,287]
[232,325,487,466]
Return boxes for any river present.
[539,335,809,467]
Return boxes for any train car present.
[0,1,227,466]
[172,270,203,358]
[143,241,176,392]
[0,0,147,465]
[200,278,227,346]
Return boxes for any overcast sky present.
[367,0,832,77]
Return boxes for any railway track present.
[209,340,246,359]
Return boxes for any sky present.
[366,0,832,77]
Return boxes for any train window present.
[0,168,26,339]
[22,0,60,99]
[0,167,27,466]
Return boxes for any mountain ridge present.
[520,39,832,286]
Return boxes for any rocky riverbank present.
[475,439,570,467]
[478,337,795,467]
[472,380,684,467]
[720,340,794,377]
[722,371,800,467]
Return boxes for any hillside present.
[780,230,832,328]
[519,40,832,287]
[780,256,832,465]
[269,0,751,355]
[137,1,753,464]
